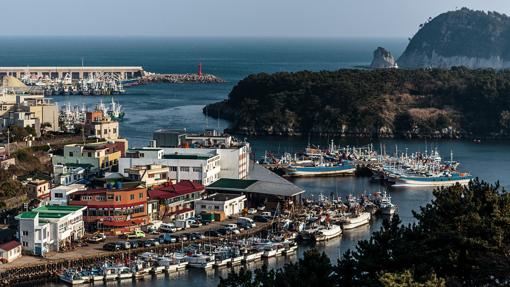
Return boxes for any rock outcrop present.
[399,8,510,69]
[370,47,397,68]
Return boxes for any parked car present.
[216,228,232,236]
[129,240,140,248]
[253,215,270,222]
[191,232,205,240]
[159,233,177,243]
[87,233,106,243]
[159,223,177,233]
[247,208,257,214]
[117,241,131,250]
[224,223,238,230]
[204,230,221,237]
[189,220,203,228]
[237,217,256,228]
[103,242,120,251]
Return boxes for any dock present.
[0,66,144,80]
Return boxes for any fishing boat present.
[378,191,397,215]
[107,98,125,121]
[243,250,264,262]
[103,267,119,281]
[59,271,86,285]
[283,243,298,255]
[213,253,231,268]
[116,266,133,280]
[186,253,215,269]
[285,162,356,177]
[392,172,474,187]
[341,212,371,230]
[313,224,342,242]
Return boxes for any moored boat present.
[341,212,371,230]
[313,224,342,241]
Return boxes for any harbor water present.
[1,37,508,286]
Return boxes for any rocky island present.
[399,8,510,69]
[370,47,398,69]
[205,68,510,139]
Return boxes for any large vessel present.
[340,212,371,230]
[392,172,474,187]
[313,224,342,242]
[107,98,125,121]
[378,191,397,215]
[285,162,356,177]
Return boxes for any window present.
[169,166,177,172]
[201,205,206,209]
[22,231,29,236]
[130,194,134,200]
[139,192,143,199]
[113,128,117,133]
[214,205,220,210]
[107,194,114,200]
[103,129,107,134]
[115,195,122,202]
[193,167,202,172]
[88,152,92,157]
[22,241,28,247]
[69,152,74,157]
[54,193,63,198]
[180,167,189,172]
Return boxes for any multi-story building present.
[52,164,86,186]
[17,205,86,256]
[25,179,50,199]
[67,182,149,234]
[119,148,221,185]
[124,164,170,187]
[195,193,246,219]
[49,184,87,206]
[84,111,119,140]
[51,140,127,173]
[148,180,205,221]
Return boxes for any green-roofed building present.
[16,205,86,256]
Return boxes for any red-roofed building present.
[0,240,21,263]
[149,180,205,221]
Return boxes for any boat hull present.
[393,177,472,187]
[285,166,356,177]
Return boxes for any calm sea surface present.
[2,37,508,287]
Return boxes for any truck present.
[174,219,192,230]
[124,229,145,239]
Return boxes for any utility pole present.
[6,129,10,157]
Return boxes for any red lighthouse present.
[198,62,203,76]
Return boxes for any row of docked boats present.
[58,237,298,285]
[261,141,474,187]
[296,191,397,242]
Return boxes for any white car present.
[247,208,257,214]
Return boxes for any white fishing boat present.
[214,256,231,268]
[103,267,118,281]
[392,172,473,187]
[230,255,244,266]
[379,191,397,215]
[243,250,264,262]
[186,253,215,269]
[341,212,371,230]
[116,266,133,280]
[313,224,342,241]
[59,271,86,285]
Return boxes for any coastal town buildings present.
[124,164,170,187]
[148,180,205,221]
[49,184,87,206]
[17,205,87,256]
[0,241,22,263]
[25,178,50,200]
[195,193,246,219]
[52,164,86,186]
[67,182,149,234]
[119,148,221,185]
[51,140,127,173]
[84,110,119,140]
[0,146,15,169]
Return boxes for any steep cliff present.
[398,8,510,68]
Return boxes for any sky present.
[0,0,509,37]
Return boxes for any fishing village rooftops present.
[152,128,247,149]
[149,180,204,200]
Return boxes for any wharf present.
[0,222,272,287]
[139,73,225,84]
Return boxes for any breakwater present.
[139,73,225,84]
[0,222,271,287]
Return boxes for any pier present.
[0,66,145,80]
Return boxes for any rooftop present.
[17,205,87,220]
[162,154,212,160]
[0,240,21,252]
[202,193,245,202]
[205,162,305,198]
[149,180,204,200]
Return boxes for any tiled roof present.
[0,241,20,251]
[149,180,204,200]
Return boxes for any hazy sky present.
[1,0,509,37]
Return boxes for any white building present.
[195,193,246,218]
[17,205,87,256]
[119,148,221,186]
[124,164,170,187]
[49,184,87,206]
[53,164,86,186]
[0,241,22,263]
